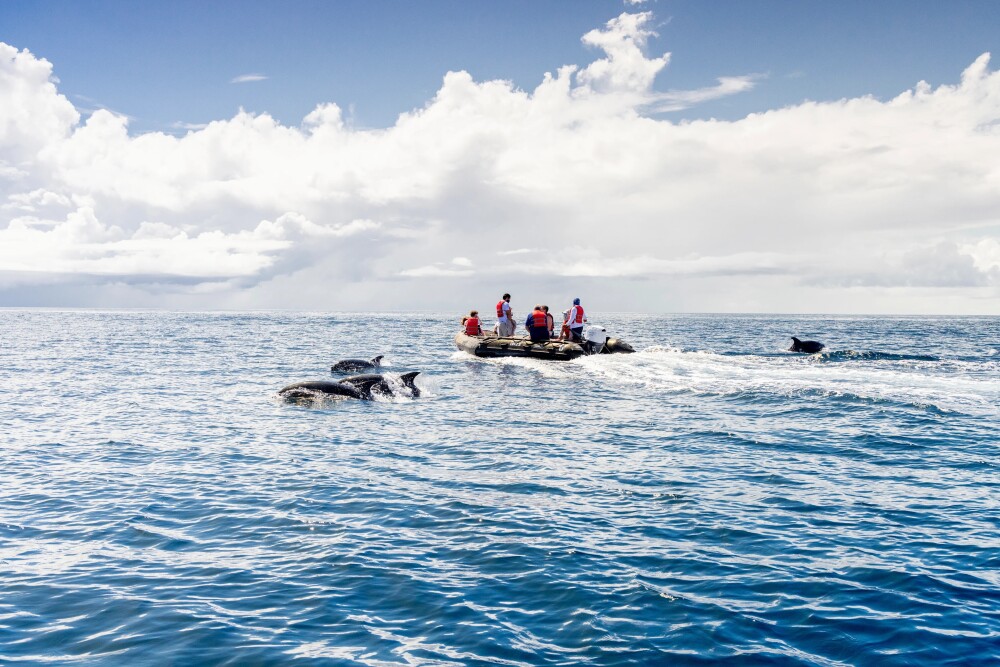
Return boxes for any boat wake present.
[574,346,999,417]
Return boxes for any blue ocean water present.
[0,310,997,666]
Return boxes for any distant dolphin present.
[331,355,384,373]
[790,337,825,354]
[280,371,419,402]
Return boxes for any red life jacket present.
[464,317,481,336]
[531,310,547,328]
[496,300,506,318]
[570,305,585,325]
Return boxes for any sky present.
[1,0,999,314]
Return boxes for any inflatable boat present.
[455,325,634,360]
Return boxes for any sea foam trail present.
[571,346,1000,417]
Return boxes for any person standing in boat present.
[462,310,483,336]
[566,297,587,343]
[496,293,515,338]
[525,305,550,342]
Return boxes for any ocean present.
[1,310,997,665]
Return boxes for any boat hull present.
[455,333,587,361]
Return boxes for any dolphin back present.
[332,356,384,373]
[338,374,385,393]
[279,380,366,400]
[790,337,825,353]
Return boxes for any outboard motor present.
[582,325,609,355]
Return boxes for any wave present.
[819,350,940,362]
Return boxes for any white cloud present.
[171,121,209,131]
[963,238,1000,273]
[399,264,474,278]
[652,75,760,112]
[0,43,78,164]
[231,73,268,84]
[1,16,999,313]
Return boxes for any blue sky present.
[4,0,998,132]
[1,1,999,313]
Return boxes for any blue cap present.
[573,297,580,305]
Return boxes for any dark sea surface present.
[1,310,998,666]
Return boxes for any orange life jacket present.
[530,310,547,328]
[570,305,585,325]
[464,317,481,336]
[496,300,506,318]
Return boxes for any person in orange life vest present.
[525,305,550,342]
[566,297,586,343]
[461,310,483,336]
[541,305,555,338]
[559,309,571,340]
[496,293,515,337]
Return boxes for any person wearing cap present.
[496,293,515,337]
[565,297,587,343]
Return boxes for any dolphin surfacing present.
[279,371,420,402]
[790,337,825,354]
[278,380,367,401]
[340,371,421,398]
[331,356,384,373]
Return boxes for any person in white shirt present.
[496,293,515,337]
[565,297,586,343]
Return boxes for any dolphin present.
[278,380,367,401]
[331,355,384,373]
[339,371,421,398]
[279,371,420,402]
[790,337,825,354]
[603,337,635,354]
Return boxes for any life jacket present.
[569,305,585,326]
[531,310,547,329]
[496,300,506,318]
[464,317,481,336]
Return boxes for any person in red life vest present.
[566,297,586,343]
[461,310,483,336]
[525,305,550,342]
[541,305,555,338]
[496,293,515,337]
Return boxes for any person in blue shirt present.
[525,304,550,342]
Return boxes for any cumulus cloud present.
[1,12,999,313]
